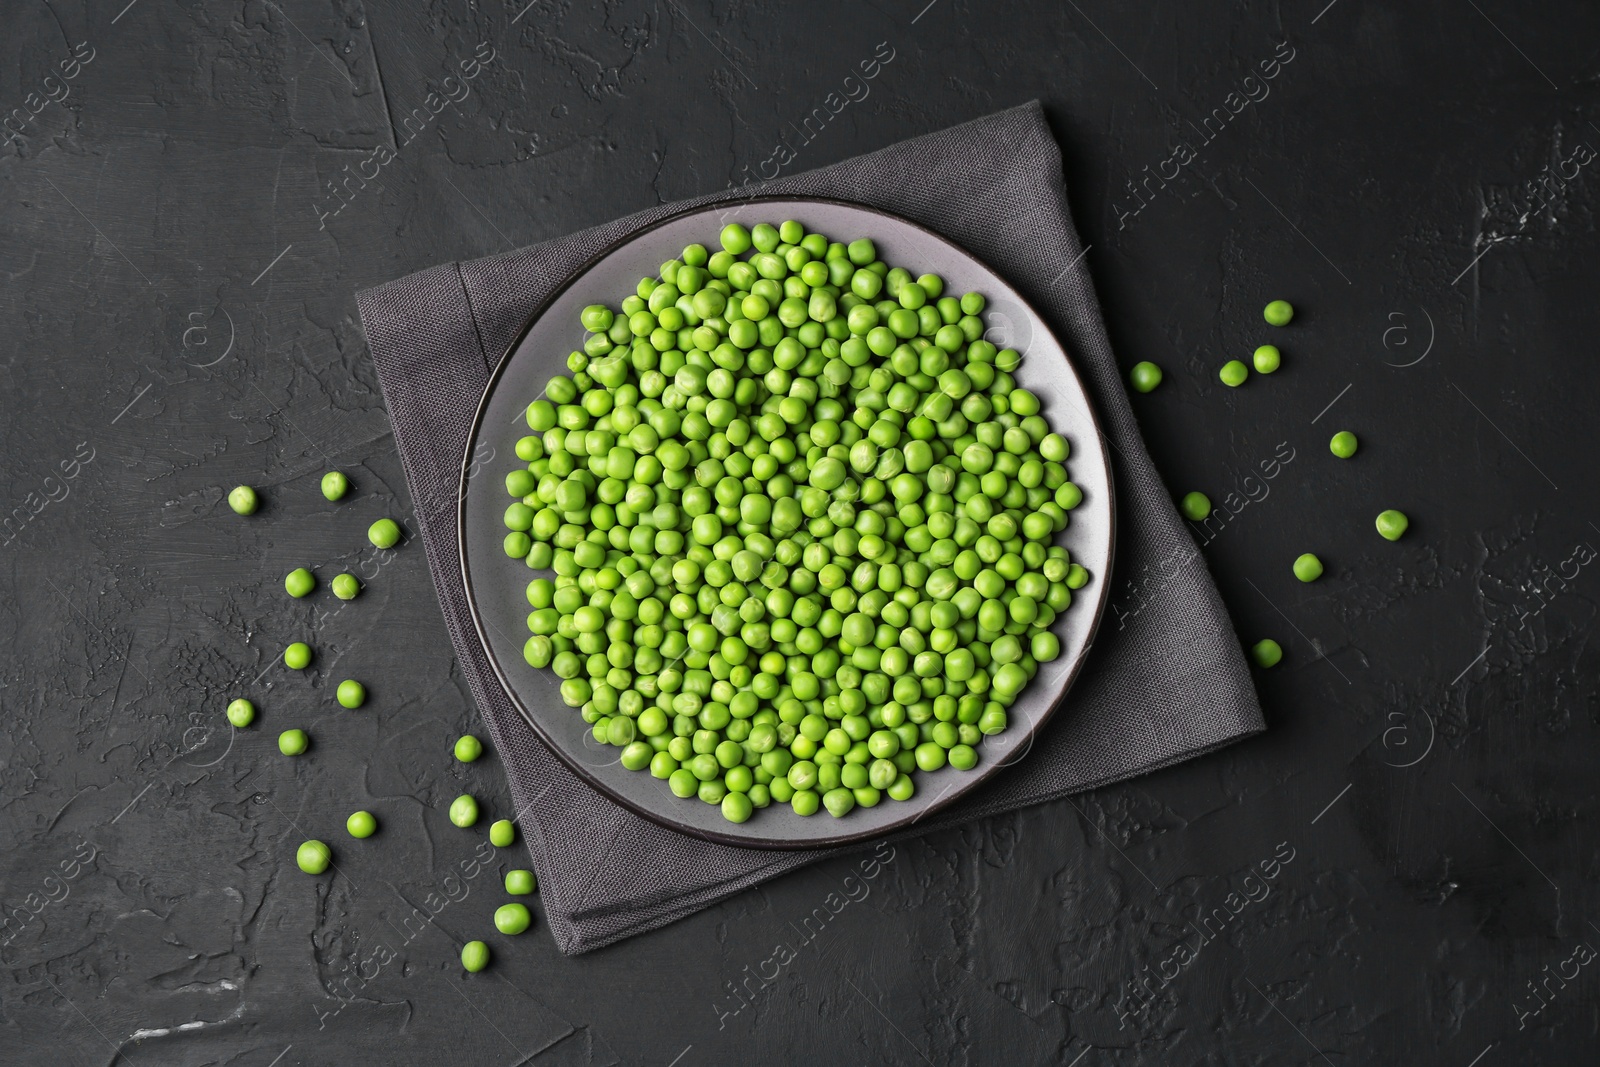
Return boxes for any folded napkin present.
[356,100,1265,955]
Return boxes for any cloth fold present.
[356,100,1265,955]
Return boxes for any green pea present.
[822,787,856,817]
[1179,492,1211,521]
[722,791,754,823]
[285,567,315,598]
[846,238,876,264]
[347,811,377,838]
[455,734,484,762]
[1250,639,1283,668]
[331,573,361,600]
[505,869,537,895]
[461,940,490,972]
[284,642,312,669]
[448,794,480,827]
[490,819,516,846]
[228,485,259,515]
[1329,431,1358,458]
[368,518,401,548]
[1293,553,1324,582]
[1263,300,1294,326]
[278,729,308,755]
[495,902,533,935]
[1251,345,1281,373]
[992,663,1027,699]
[527,400,557,430]
[507,469,536,498]
[1129,361,1162,393]
[226,698,255,728]
[1219,360,1249,387]
[336,680,366,709]
[1375,509,1409,541]
[296,839,331,874]
[321,471,350,500]
[721,223,752,255]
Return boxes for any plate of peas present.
[459,197,1115,848]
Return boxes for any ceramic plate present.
[459,196,1114,848]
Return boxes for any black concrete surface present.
[2,1,1597,1064]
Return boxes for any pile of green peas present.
[501,220,1089,824]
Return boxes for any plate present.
[459,196,1115,849]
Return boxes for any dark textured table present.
[2,2,1594,1064]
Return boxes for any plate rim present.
[457,193,1118,850]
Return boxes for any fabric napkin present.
[356,100,1265,955]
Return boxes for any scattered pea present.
[321,471,350,501]
[1064,563,1089,590]
[455,735,484,762]
[1293,553,1324,582]
[494,903,532,935]
[331,573,361,600]
[284,642,312,669]
[1375,509,1409,541]
[1179,492,1212,522]
[228,485,259,515]
[1129,361,1163,393]
[278,728,309,755]
[449,794,479,827]
[1250,639,1283,668]
[1329,431,1358,458]
[1252,345,1281,374]
[347,811,377,838]
[368,519,401,549]
[489,819,515,847]
[1219,360,1249,387]
[296,839,331,874]
[505,869,537,895]
[1263,300,1294,326]
[461,940,490,972]
[285,567,315,598]
[336,680,367,709]
[226,698,255,728]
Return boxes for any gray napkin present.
[356,100,1264,955]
